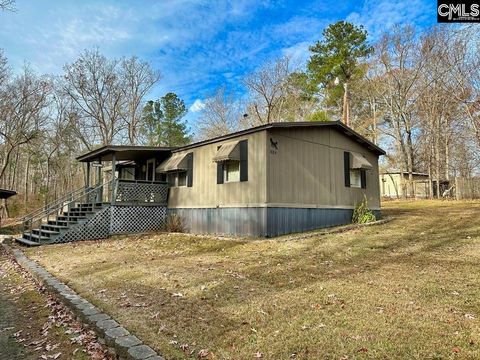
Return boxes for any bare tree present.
[0,50,9,86]
[0,65,50,218]
[0,66,50,183]
[196,86,243,140]
[374,25,448,196]
[243,56,293,125]
[0,0,15,11]
[120,56,160,145]
[445,26,480,147]
[63,49,125,147]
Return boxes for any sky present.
[0,0,436,126]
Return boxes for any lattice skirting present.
[54,205,167,243]
[110,205,167,235]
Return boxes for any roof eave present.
[174,121,386,156]
[76,145,176,162]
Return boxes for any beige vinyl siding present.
[167,131,267,208]
[266,127,381,209]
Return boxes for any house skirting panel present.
[167,207,382,237]
[167,207,268,237]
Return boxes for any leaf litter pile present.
[0,246,113,360]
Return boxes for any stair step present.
[48,220,73,226]
[73,209,95,214]
[65,211,92,217]
[32,228,53,237]
[42,224,69,231]
[78,202,100,207]
[15,237,41,247]
[39,229,60,235]
[57,216,84,221]
[23,232,50,241]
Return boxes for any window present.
[350,169,362,188]
[120,167,135,180]
[146,159,155,181]
[225,160,240,182]
[177,171,187,187]
[157,173,167,182]
[167,173,176,187]
[344,151,367,189]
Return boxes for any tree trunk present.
[24,155,30,212]
[435,116,441,199]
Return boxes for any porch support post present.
[111,153,117,205]
[96,158,102,203]
[86,162,91,188]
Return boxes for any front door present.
[146,159,155,182]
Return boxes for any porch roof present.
[0,188,17,199]
[76,145,174,163]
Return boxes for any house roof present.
[76,121,386,162]
[380,171,429,177]
[76,145,174,162]
[174,121,386,156]
[0,188,17,199]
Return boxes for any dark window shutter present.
[344,152,350,187]
[360,169,366,189]
[186,152,193,187]
[217,161,224,184]
[240,140,248,182]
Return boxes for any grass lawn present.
[25,200,480,359]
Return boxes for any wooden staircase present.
[16,202,106,246]
[14,178,169,247]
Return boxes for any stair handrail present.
[22,186,88,223]
[23,179,115,235]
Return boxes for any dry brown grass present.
[26,200,480,359]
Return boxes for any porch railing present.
[114,179,169,205]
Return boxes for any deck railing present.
[115,179,169,205]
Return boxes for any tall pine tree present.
[307,21,373,114]
[141,92,191,146]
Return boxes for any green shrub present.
[352,196,377,224]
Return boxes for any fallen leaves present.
[0,247,113,360]
[198,348,210,357]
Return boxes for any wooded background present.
[1,16,479,218]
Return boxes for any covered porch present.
[76,145,173,205]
